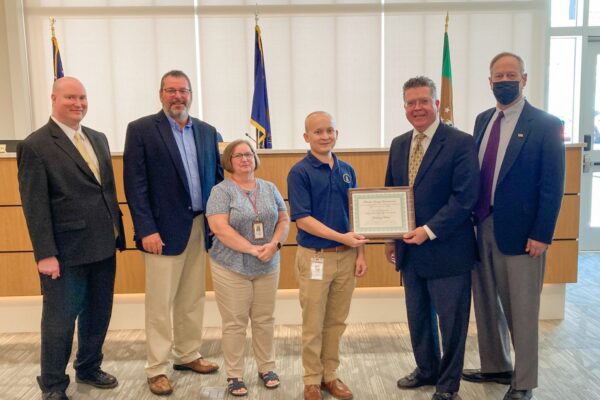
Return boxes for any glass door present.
[579,39,600,250]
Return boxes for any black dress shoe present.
[76,369,118,389]
[503,387,532,400]
[432,392,459,400]
[462,369,512,385]
[42,391,69,400]
[397,370,437,389]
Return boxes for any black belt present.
[193,211,203,217]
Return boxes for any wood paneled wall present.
[0,146,582,296]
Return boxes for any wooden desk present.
[0,146,582,296]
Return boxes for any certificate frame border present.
[349,186,416,239]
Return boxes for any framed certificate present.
[349,187,416,239]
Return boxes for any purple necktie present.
[474,111,504,222]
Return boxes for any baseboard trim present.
[0,284,565,333]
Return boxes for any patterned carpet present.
[1,253,599,400]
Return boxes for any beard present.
[166,102,189,120]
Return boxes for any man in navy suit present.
[385,76,479,400]
[462,53,565,400]
[123,70,224,395]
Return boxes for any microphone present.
[244,132,257,144]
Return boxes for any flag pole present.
[255,5,260,147]
[250,3,272,148]
[50,17,64,80]
[445,11,449,33]
[440,11,454,126]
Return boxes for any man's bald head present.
[52,76,84,95]
[303,110,338,158]
[304,111,336,132]
[51,77,88,130]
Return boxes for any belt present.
[193,211,203,217]
[313,245,350,253]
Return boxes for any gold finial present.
[50,17,56,37]
[445,12,449,33]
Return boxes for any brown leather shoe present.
[147,374,173,396]
[321,379,353,400]
[304,384,322,400]
[173,357,219,374]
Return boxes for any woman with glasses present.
[206,139,289,397]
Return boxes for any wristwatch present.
[274,241,282,251]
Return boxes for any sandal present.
[227,378,248,397]
[258,371,280,389]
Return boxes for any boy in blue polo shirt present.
[287,111,368,400]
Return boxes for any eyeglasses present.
[162,88,192,96]
[231,152,254,160]
[405,98,433,109]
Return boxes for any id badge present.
[252,221,265,240]
[310,256,324,280]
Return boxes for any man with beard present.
[124,70,224,395]
[462,52,565,400]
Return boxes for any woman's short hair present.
[221,139,261,173]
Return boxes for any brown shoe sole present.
[173,363,219,374]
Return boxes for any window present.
[24,1,547,150]
[548,36,581,144]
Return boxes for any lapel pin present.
[517,133,525,139]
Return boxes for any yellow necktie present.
[408,133,427,186]
[74,131,101,183]
[74,132,119,239]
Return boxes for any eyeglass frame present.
[162,88,192,96]
[231,152,255,160]
[404,97,434,109]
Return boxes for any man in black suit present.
[385,76,479,400]
[17,77,124,400]
[462,52,565,400]
[124,70,223,395]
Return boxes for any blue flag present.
[52,35,64,80]
[250,24,271,149]
[569,0,577,20]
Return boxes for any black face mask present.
[492,81,521,105]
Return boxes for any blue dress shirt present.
[166,115,203,212]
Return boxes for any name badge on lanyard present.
[253,221,265,240]
[244,183,264,240]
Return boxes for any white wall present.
[2,1,548,150]
[0,3,15,140]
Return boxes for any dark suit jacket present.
[474,100,565,255]
[123,110,224,254]
[385,123,480,279]
[17,118,125,267]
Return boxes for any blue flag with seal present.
[51,19,64,80]
[250,24,271,149]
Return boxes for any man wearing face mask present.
[462,53,565,400]
[124,70,224,395]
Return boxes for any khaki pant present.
[211,261,279,378]
[144,216,206,378]
[295,246,357,385]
